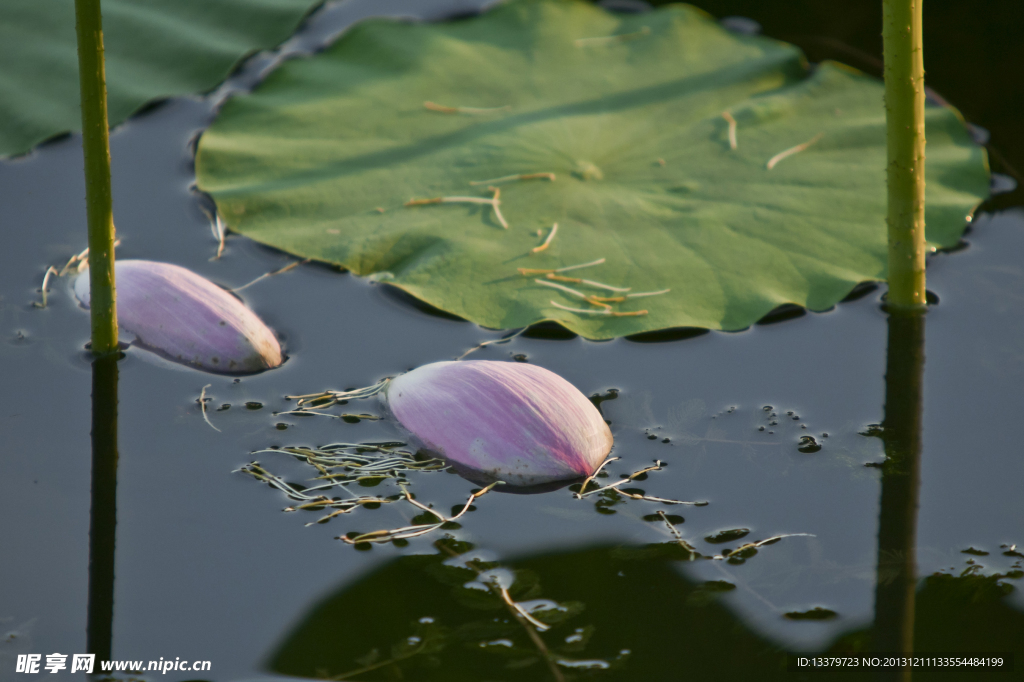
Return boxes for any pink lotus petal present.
[75,260,282,374]
[383,361,612,488]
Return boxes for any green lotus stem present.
[75,0,118,355]
[883,0,927,310]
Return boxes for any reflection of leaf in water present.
[267,541,785,680]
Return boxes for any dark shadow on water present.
[522,321,577,341]
[842,281,880,303]
[265,539,790,681]
[380,284,469,323]
[756,303,807,326]
[445,460,582,494]
[624,327,709,343]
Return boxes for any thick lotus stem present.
[74,0,118,354]
[883,0,927,310]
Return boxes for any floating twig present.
[626,288,671,298]
[59,246,90,276]
[198,384,221,433]
[233,258,310,293]
[405,196,492,206]
[766,133,824,170]
[575,26,651,47]
[488,186,509,229]
[58,240,121,276]
[423,101,511,115]
[579,461,705,505]
[576,461,665,498]
[532,223,559,253]
[456,327,528,361]
[273,409,381,421]
[545,274,631,293]
[721,111,738,150]
[589,288,671,302]
[535,280,611,309]
[239,444,445,516]
[719,533,816,558]
[550,301,648,317]
[657,510,701,557]
[405,187,507,229]
[656,511,812,560]
[470,172,556,186]
[32,267,59,309]
[287,380,389,409]
[517,258,606,276]
[535,279,590,300]
[211,214,226,260]
[437,543,564,682]
[577,456,619,496]
[341,482,503,545]
[497,581,552,631]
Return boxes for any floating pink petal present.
[75,260,282,374]
[382,361,612,489]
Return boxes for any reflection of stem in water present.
[87,354,119,661]
[872,310,925,680]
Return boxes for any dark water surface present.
[2,1,1022,680]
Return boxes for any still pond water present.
[1,1,1022,680]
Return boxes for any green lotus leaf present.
[0,0,323,157]
[195,0,988,338]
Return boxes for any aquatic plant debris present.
[196,0,988,338]
[655,510,813,561]
[32,267,59,309]
[575,461,705,505]
[456,327,528,361]
[342,482,502,545]
[197,384,220,432]
[766,132,825,170]
[35,239,124,307]
[423,101,512,115]
[721,110,738,150]
[232,258,311,292]
[74,260,283,374]
[405,186,508,229]
[532,224,559,253]
[470,172,556,186]
[238,442,446,524]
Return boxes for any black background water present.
[1,1,1022,680]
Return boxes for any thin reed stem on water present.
[75,0,118,356]
[883,0,927,310]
